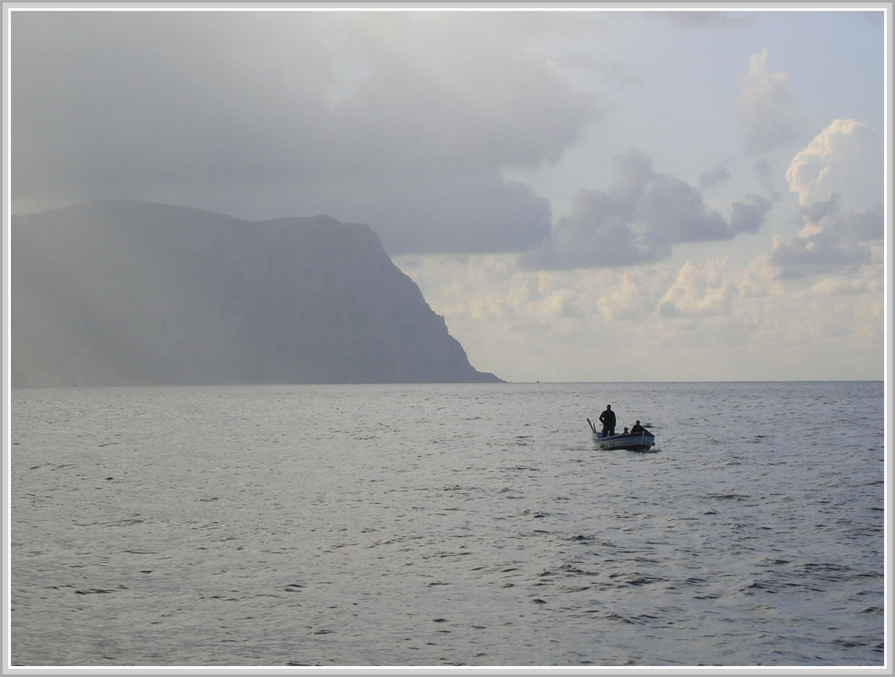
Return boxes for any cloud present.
[653,10,757,29]
[737,48,804,154]
[770,119,884,277]
[10,11,599,255]
[785,119,883,211]
[769,196,883,276]
[521,149,772,269]
[658,259,737,319]
[699,161,732,190]
[596,266,675,322]
[396,250,882,382]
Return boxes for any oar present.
[586,418,596,433]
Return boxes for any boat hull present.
[592,431,655,451]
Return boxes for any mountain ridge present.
[11,200,503,386]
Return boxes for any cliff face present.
[11,200,502,386]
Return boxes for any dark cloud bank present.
[10,11,589,256]
[11,11,778,269]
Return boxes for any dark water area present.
[9,381,885,667]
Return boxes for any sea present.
[8,381,886,670]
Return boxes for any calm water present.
[9,382,885,667]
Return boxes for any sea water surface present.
[9,382,885,667]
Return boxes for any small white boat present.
[587,417,655,451]
[591,430,655,452]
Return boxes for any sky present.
[5,4,890,382]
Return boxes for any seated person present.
[630,420,647,434]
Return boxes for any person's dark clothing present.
[599,408,616,436]
[630,423,645,434]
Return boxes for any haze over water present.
[10,381,884,667]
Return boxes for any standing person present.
[599,404,616,437]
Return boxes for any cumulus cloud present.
[596,265,675,322]
[10,10,598,255]
[657,259,737,319]
[737,48,804,154]
[522,149,772,269]
[769,196,883,276]
[770,119,884,277]
[394,240,882,382]
[785,119,883,211]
